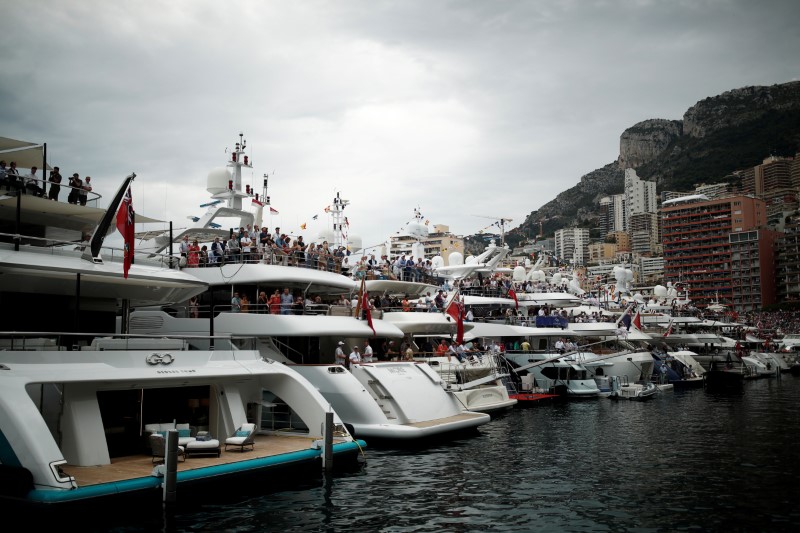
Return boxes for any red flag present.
[251,198,264,207]
[115,186,135,278]
[508,288,519,310]
[358,277,375,336]
[269,207,279,214]
[663,319,673,338]
[632,311,642,331]
[446,293,465,345]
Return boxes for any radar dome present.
[552,272,562,284]
[448,251,464,266]
[431,256,444,269]
[349,235,363,251]
[513,265,527,281]
[207,167,232,195]
[406,222,428,239]
[653,285,667,297]
[530,270,545,282]
[464,256,476,265]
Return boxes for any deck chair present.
[224,422,256,452]
[150,433,186,463]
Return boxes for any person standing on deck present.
[79,176,92,205]
[335,341,346,366]
[48,167,62,201]
[349,345,362,366]
[230,292,241,313]
[280,287,294,315]
[363,340,374,362]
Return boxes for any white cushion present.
[187,439,219,449]
[178,437,197,446]
[176,423,191,430]
[225,436,248,445]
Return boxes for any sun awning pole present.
[14,192,21,251]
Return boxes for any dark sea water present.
[103,377,800,532]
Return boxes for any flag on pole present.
[632,310,642,331]
[354,277,376,336]
[445,290,465,345]
[300,223,307,230]
[251,198,264,207]
[312,214,318,220]
[115,186,135,278]
[507,287,519,310]
[269,207,279,214]
[663,319,674,338]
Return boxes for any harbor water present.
[92,377,800,532]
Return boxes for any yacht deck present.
[62,434,351,487]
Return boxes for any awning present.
[0,136,51,171]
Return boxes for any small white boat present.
[607,376,658,401]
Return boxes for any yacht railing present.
[0,177,101,206]
[0,331,256,352]
[0,232,176,269]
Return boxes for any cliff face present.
[506,81,800,248]
[618,119,683,168]
[683,83,800,138]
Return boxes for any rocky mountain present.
[496,81,800,252]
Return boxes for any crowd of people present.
[0,160,93,204]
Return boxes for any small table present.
[185,438,221,458]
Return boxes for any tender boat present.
[606,376,658,401]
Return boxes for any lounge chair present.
[224,422,256,452]
[150,433,186,463]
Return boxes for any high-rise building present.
[555,227,590,266]
[629,212,660,257]
[661,194,771,312]
[730,228,779,312]
[734,155,797,216]
[775,211,800,304]
[624,168,657,231]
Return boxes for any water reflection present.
[99,378,800,532]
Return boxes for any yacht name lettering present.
[156,369,196,374]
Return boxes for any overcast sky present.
[2,0,799,251]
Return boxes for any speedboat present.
[0,163,363,507]
[651,349,705,389]
[607,377,658,401]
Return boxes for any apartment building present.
[661,194,771,312]
[555,227,590,266]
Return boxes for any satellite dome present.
[552,272,562,284]
[317,229,334,243]
[448,251,464,266]
[512,265,526,281]
[349,235,363,251]
[530,270,545,282]
[207,167,232,195]
[406,222,428,239]
[464,255,476,265]
[431,256,444,268]
[653,285,667,297]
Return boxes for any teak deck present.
[61,434,342,487]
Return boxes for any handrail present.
[0,231,176,268]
